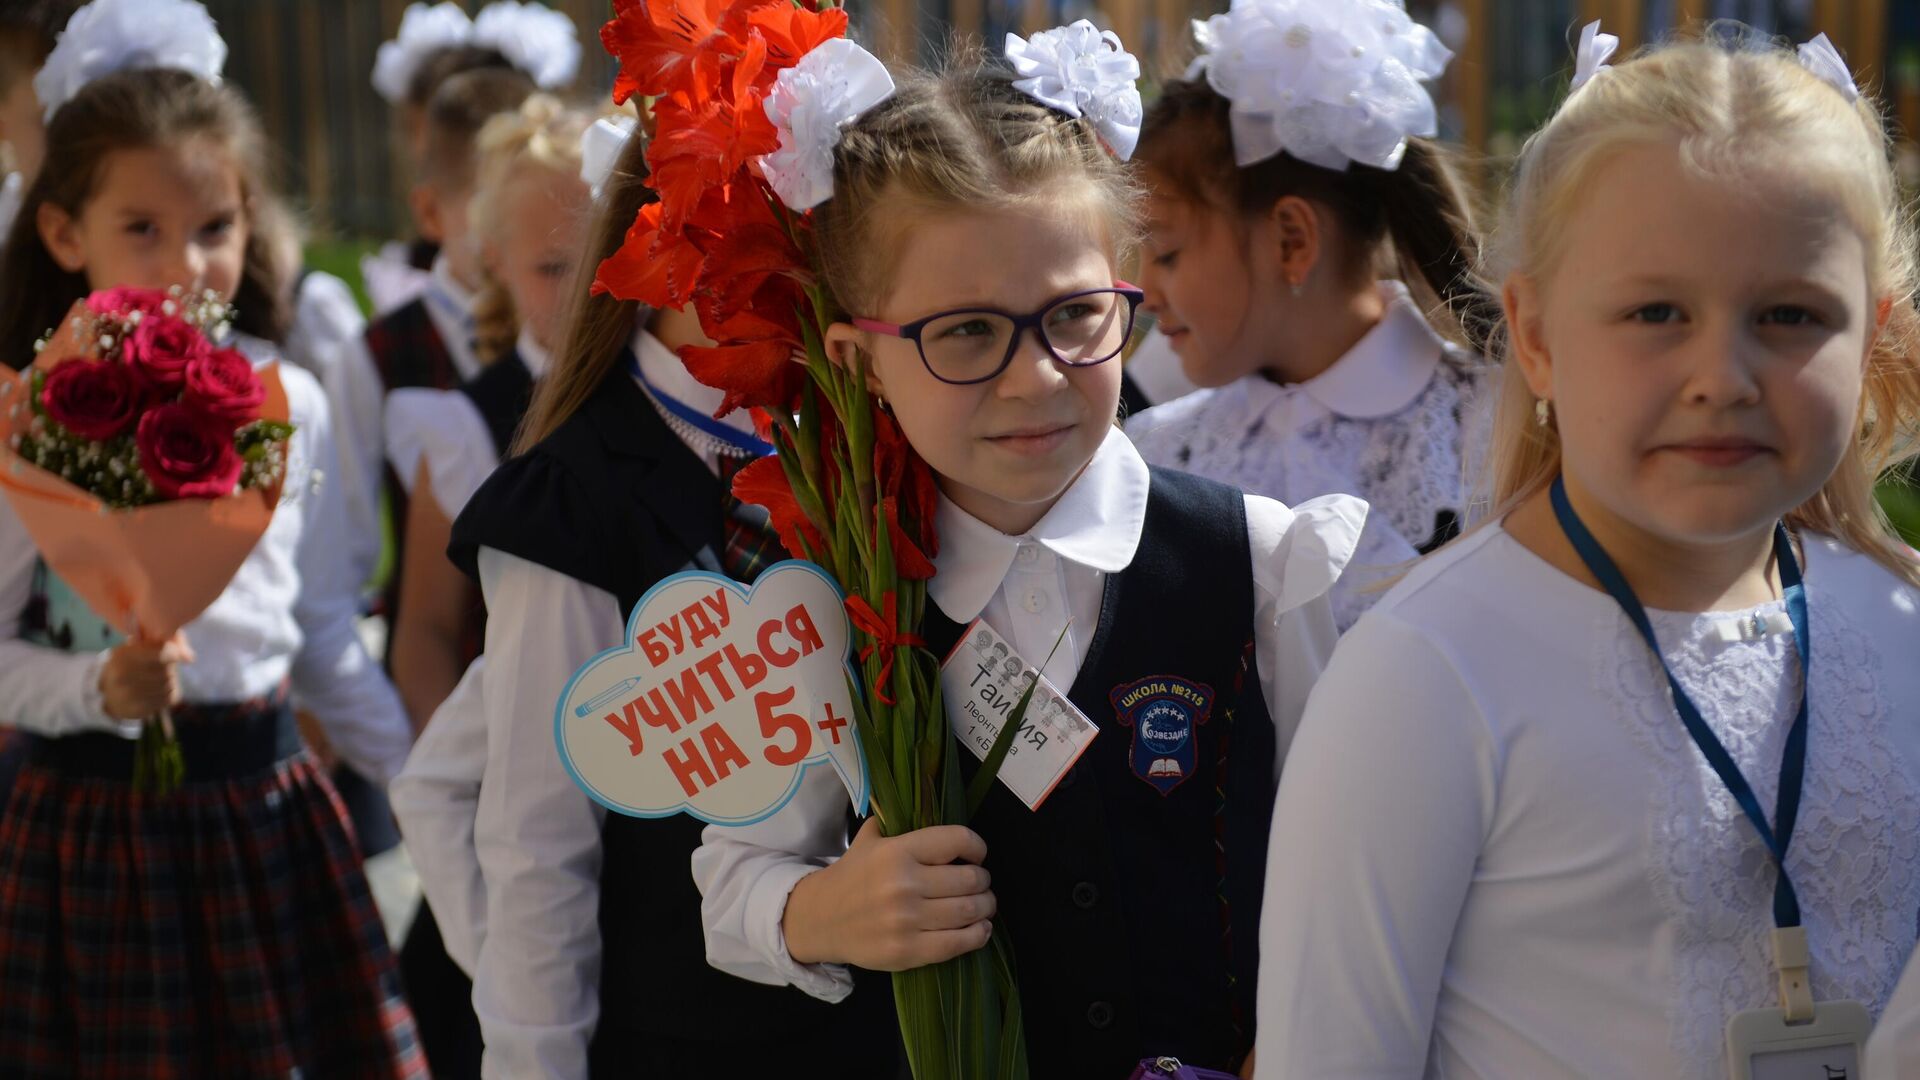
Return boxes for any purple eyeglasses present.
[852,283,1145,386]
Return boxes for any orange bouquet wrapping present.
[0,289,294,791]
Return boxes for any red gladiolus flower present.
[679,339,805,417]
[40,358,144,440]
[746,3,850,68]
[874,409,939,560]
[730,453,825,559]
[877,495,937,580]
[135,403,244,499]
[602,0,778,108]
[593,202,707,309]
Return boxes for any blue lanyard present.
[1550,477,1810,929]
[624,349,775,458]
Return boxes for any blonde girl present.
[1252,28,1920,1078]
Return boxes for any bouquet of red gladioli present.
[598,2,1028,1076]
[0,287,294,791]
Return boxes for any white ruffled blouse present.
[1126,281,1489,630]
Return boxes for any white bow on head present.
[760,37,897,212]
[472,1,582,92]
[1187,0,1452,173]
[581,115,639,201]
[1570,21,1618,93]
[36,0,227,122]
[372,2,474,104]
[1005,20,1144,161]
[1797,33,1859,104]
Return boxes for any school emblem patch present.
[1109,676,1215,796]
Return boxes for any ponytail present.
[1374,138,1500,356]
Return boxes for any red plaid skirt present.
[0,701,426,1078]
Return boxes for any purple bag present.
[1129,1056,1239,1080]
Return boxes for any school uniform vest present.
[459,349,534,461]
[924,468,1274,1077]
[363,297,462,631]
[449,367,899,1077]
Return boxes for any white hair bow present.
[581,115,638,201]
[35,0,227,122]
[760,38,897,211]
[473,1,582,92]
[372,2,473,104]
[1005,20,1144,161]
[1570,21,1618,93]
[1187,0,1452,172]
[1797,33,1859,104]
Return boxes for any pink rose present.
[135,403,243,499]
[85,287,172,318]
[123,315,211,394]
[39,358,144,441]
[182,348,265,428]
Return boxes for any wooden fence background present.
[200,0,1919,241]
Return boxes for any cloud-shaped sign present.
[555,562,869,826]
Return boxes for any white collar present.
[627,322,760,439]
[928,426,1149,623]
[1255,280,1445,421]
[515,326,551,380]
[427,254,478,324]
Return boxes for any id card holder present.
[1725,1000,1871,1080]
[939,618,1097,811]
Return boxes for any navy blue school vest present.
[458,349,534,461]
[923,467,1274,1078]
[449,366,900,1077]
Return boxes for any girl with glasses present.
[694,29,1366,1078]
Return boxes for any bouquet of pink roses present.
[0,287,294,791]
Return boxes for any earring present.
[1535,398,1553,427]
[1288,277,1305,299]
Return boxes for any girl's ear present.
[1269,194,1323,289]
[823,320,887,400]
[36,201,85,274]
[1503,272,1554,400]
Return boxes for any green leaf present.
[966,621,1072,819]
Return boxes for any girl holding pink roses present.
[0,1,424,1075]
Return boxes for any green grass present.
[304,239,379,317]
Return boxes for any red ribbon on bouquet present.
[844,592,923,705]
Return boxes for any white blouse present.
[691,428,1367,1004]
[1126,281,1488,631]
[359,239,433,318]
[391,654,491,976]
[463,325,761,1080]
[386,328,553,520]
[330,255,483,596]
[1253,524,1920,1079]
[0,352,414,784]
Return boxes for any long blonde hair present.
[468,93,592,365]
[1476,34,1920,586]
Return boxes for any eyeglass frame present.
[850,282,1146,386]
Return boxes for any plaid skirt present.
[0,698,426,1079]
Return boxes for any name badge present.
[939,619,1096,811]
[1727,1001,1871,1080]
